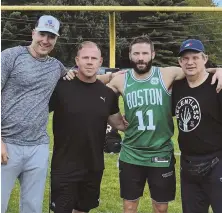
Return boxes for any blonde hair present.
[77,41,101,55]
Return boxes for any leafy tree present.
[3,0,220,67]
[186,0,222,66]
[117,0,192,67]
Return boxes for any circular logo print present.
[150,77,159,85]
[175,96,201,132]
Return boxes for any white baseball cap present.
[35,15,60,36]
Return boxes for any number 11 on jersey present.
[136,110,156,131]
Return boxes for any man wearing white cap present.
[1,15,66,213]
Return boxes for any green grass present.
[6,100,211,213]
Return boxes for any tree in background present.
[43,0,122,66]
[1,0,124,67]
[117,0,192,68]
[1,1,53,50]
[186,0,222,66]
[1,0,221,67]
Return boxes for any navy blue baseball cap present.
[178,39,205,56]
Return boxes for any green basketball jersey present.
[120,66,174,167]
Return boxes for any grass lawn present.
[6,99,213,213]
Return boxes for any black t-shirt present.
[172,74,222,156]
[49,77,119,176]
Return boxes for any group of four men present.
[1,15,222,213]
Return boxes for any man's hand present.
[111,70,127,80]
[108,112,128,132]
[122,115,129,129]
[211,68,222,93]
[63,69,77,81]
[1,140,9,164]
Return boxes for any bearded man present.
[107,35,222,213]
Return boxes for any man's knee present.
[152,200,168,213]
[123,199,139,213]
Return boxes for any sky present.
[213,0,222,6]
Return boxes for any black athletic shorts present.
[119,156,176,202]
[50,170,103,213]
[181,153,222,213]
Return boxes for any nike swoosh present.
[127,83,135,87]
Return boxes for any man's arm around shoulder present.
[108,112,128,132]
[107,74,125,95]
[161,66,185,81]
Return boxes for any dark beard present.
[130,59,152,74]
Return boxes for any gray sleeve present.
[56,60,67,77]
[1,48,15,90]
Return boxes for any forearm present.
[173,67,185,80]
[207,68,217,73]
[97,73,112,84]
[109,121,125,132]
[170,67,219,81]
[108,113,126,132]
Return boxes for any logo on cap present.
[184,43,192,48]
[35,15,60,36]
[178,39,205,56]
[45,20,55,29]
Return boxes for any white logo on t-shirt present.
[175,96,201,132]
[100,96,106,102]
[106,124,112,133]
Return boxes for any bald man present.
[49,41,126,213]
